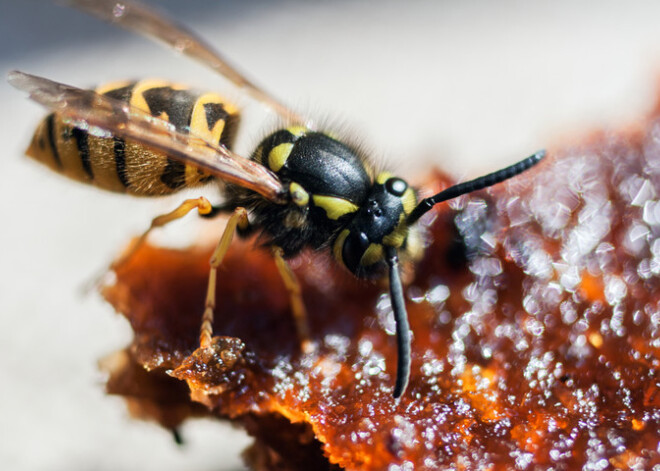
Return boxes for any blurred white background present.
[2,1,660,470]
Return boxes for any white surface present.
[2,1,660,470]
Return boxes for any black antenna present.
[385,245,411,399]
[407,150,546,225]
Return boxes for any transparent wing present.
[63,0,309,126]
[8,70,287,203]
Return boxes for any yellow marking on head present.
[402,227,424,262]
[312,195,359,220]
[383,231,406,248]
[333,229,350,264]
[289,182,309,207]
[95,80,134,95]
[287,126,308,137]
[383,214,408,248]
[361,243,384,267]
[376,171,393,185]
[268,142,294,172]
[401,187,417,215]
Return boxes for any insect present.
[9,0,545,398]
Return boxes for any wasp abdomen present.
[26,79,239,196]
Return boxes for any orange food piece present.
[102,101,660,469]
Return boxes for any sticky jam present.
[104,112,660,469]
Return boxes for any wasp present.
[9,0,544,398]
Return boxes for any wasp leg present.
[198,202,235,219]
[199,207,249,348]
[199,203,257,237]
[82,197,213,293]
[171,428,184,446]
[110,197,214,272]
[271,246,313,353]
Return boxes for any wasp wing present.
[9,70,286,203]
[63,0,308,126]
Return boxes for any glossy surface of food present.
[104,104,660,469]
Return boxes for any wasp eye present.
[342,230,369,275]
[385,177,407,196]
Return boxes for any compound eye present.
[385,177,408,197]
[342,230,370,275]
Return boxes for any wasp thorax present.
[247,128,375,257]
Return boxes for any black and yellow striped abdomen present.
[26,79,239,196]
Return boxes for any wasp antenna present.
[407,150,546,224]
[385,246,411,399]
